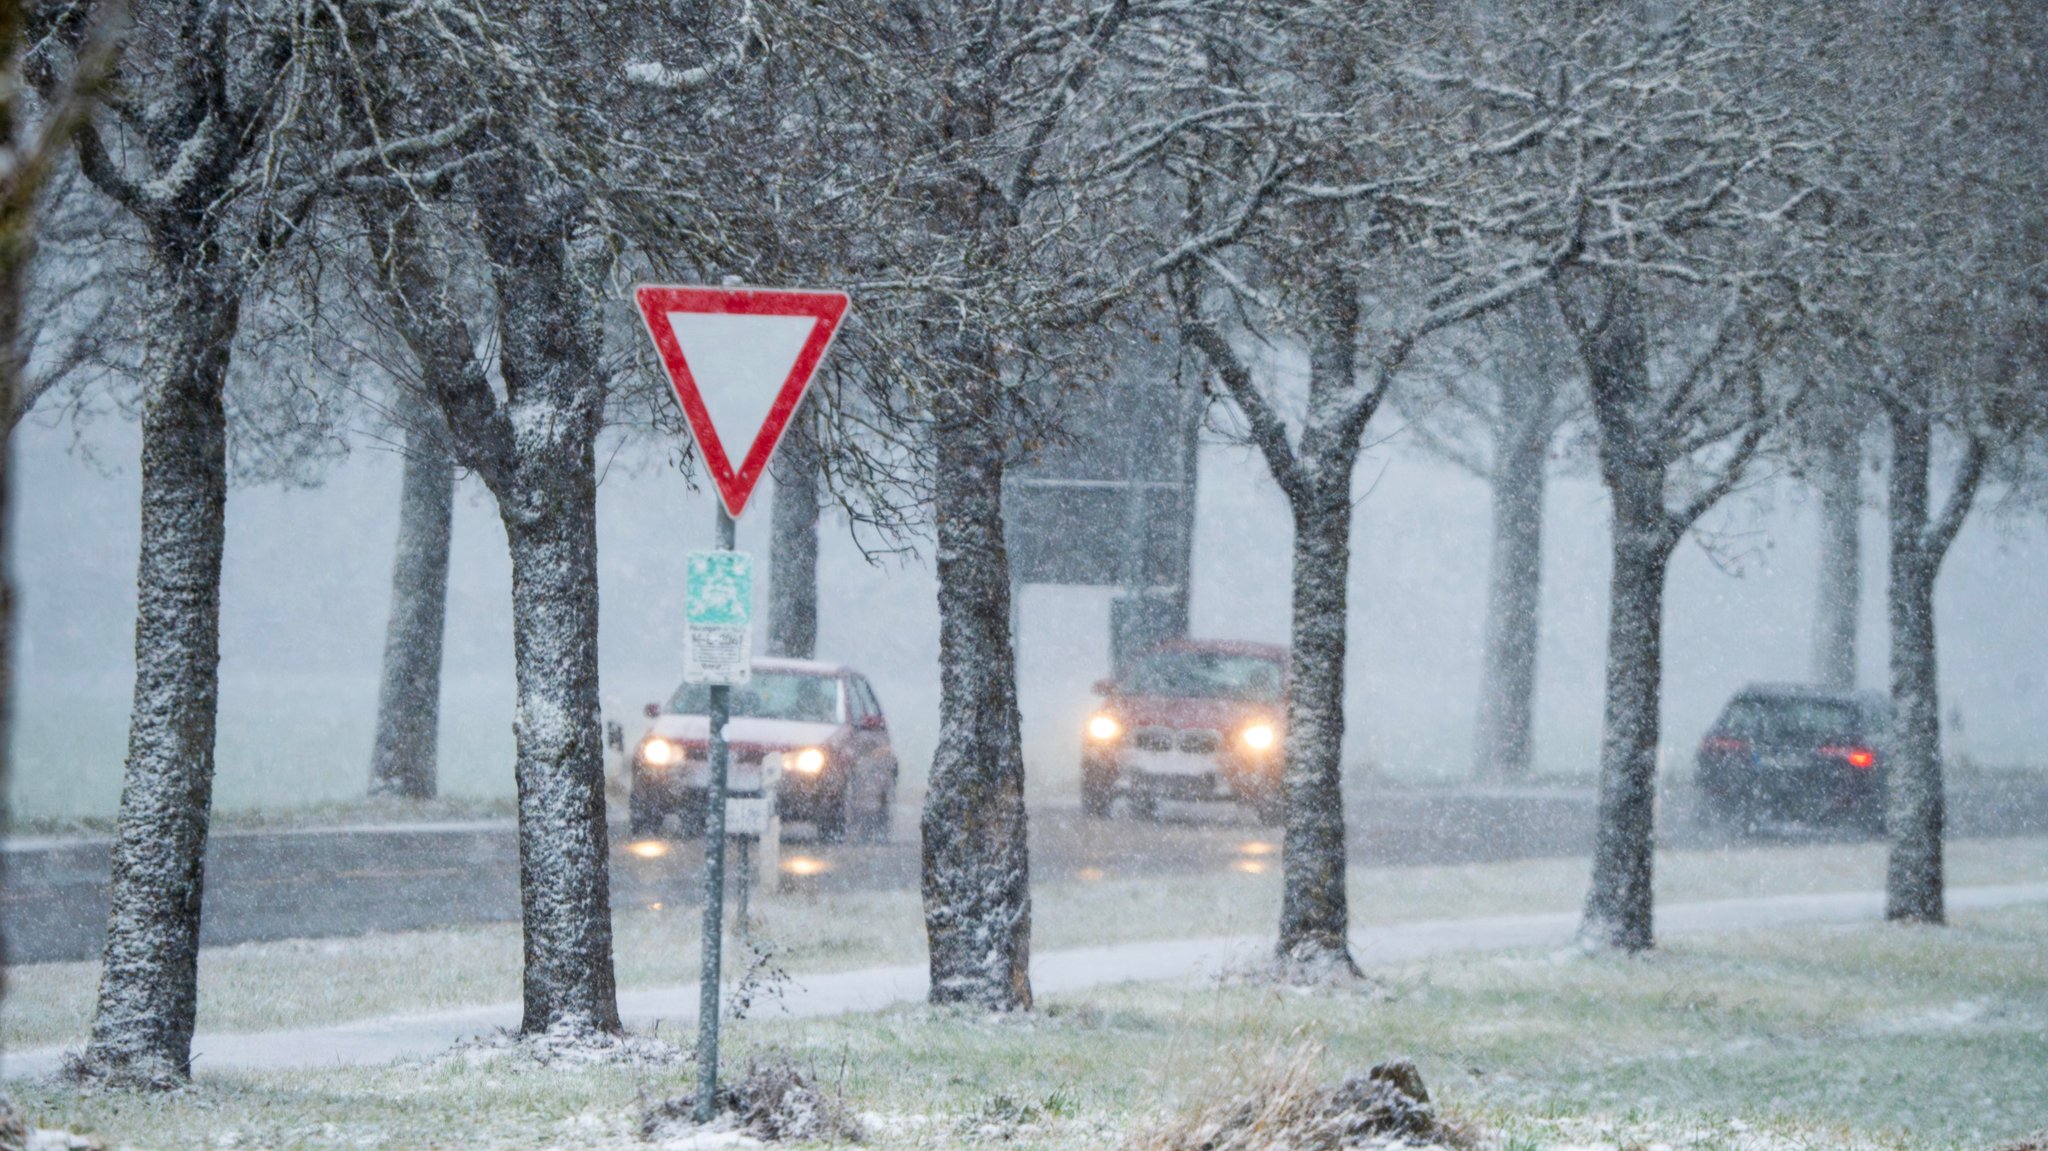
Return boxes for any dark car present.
[1081,640,1289,823]
[1695,683,1892,834]
[631,658,899,843]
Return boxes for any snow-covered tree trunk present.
[1810,440,1861,690]
[86,267,241,1083]
[502,475,617,1032]
[1271,272,1365,973]
[1881,406,1983,925]
[1472,381,1552,780]
[473,161,620,1036]
[369,388,454,799]
[1183,262,1371,976]
[1277,470,1355,966]
[921,340,1032,1011]
[1580,498,1672,952]
[767,400,820,660]
[1575,275,1683,954]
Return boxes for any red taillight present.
[1820,745,1877,770]
[1702,736,1749,754]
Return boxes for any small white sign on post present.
[683,550,753,685]
[724,795,770,837]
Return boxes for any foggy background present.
[11,394,2046,821]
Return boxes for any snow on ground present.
[6,880,2047,1080]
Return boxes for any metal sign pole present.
[694,505,737,1123]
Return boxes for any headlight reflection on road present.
[626,839,670,860]
[1234,860,1268,875]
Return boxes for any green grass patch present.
[9,905,2047,1149]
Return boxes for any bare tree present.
[368,384,454,799]
[1171,0,1822,967]
[729,0,1299,1010]
[1805,0,2048,924]
[1396,296,1580,780]
[767,399,821,660]
[1398,3,1835,954]
[336,0,815,1035]
[1801,395,1866,692]
[31,0,340,1084]
[2,8,125,1080]
[1563,274,1806,951]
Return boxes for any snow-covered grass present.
[8,902,2046,1149]
[8,836,2047,1055]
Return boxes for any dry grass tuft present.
[1130,1038,1471,1151]
[641,1053,866,1144]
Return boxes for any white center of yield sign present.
[663,311,819,465]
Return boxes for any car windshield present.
[1123,651,1282,702]
[667,672,839,723]
[1721,696,1863,743]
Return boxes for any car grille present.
[1132,728,1174,752]
[684,748,763,764]
[1131,727,1223,754]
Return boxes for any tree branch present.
[366,203,517,495]
[1181,314,1305,504]
[1924,432,1989,562]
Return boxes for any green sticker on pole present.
[685,550,753,684]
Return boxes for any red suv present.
[1081,640,1288,823]
[632,659,899,842]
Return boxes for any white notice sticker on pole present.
[684,550,753,684]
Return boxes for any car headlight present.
[641,737,680,767]
[788,747,827,774]
[1086,714,1121,741]
[1241,723,1277,752]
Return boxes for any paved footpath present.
[7,881,2045,1080]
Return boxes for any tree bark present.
[767,399,820,660]
[1272,268,1363,974]
[1472,381,1551,780]
[1277,475,1356,968]
[1580,506,1672,952]
[1810,441,1861,691]
[369,388,454,799]
[1884,408,1943,924]
[921,340,1032,1011]
[1576,273,1673,953]
[85,268,240,1084]
[474,159,620,1035]
[503,473,618,1032]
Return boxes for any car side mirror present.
[643,702,661,719]
[1092,679,1116,696]
[859,713,885,731]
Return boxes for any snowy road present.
[4,781,2044,964]
[5,879,2045,1079]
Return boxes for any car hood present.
[1110,695,1278,731]
[650,714,842,749]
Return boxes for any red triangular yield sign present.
[633,284,851,518]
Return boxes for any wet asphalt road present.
[6,782,2046,964]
